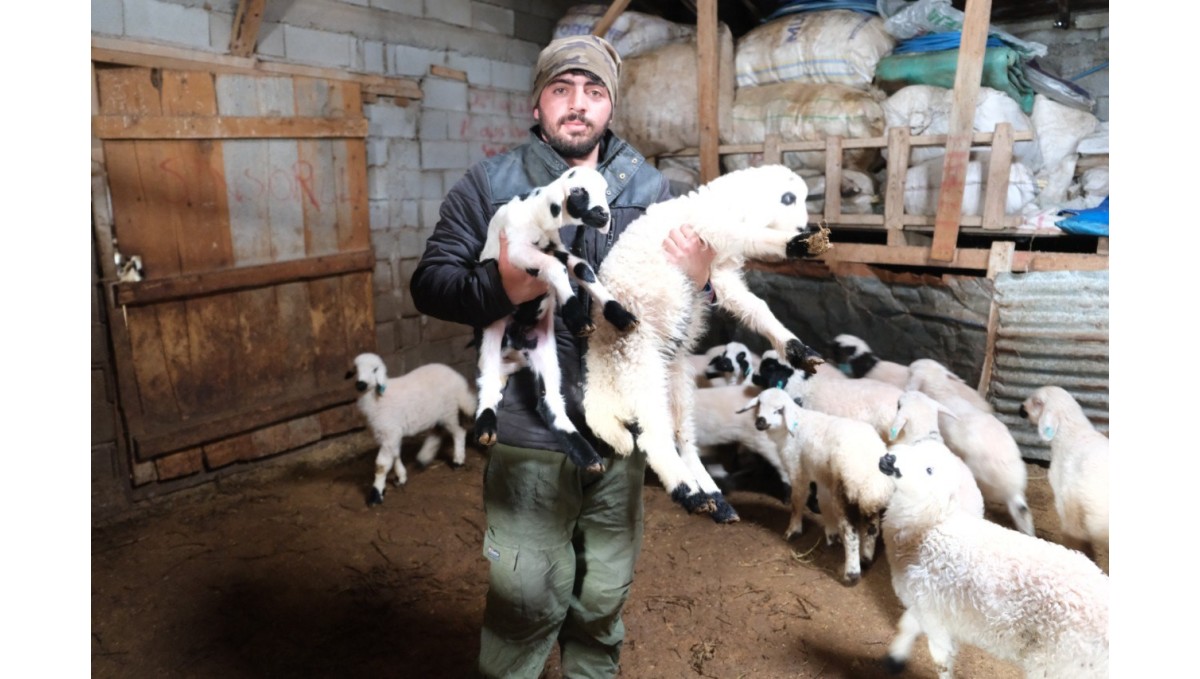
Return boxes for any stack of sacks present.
[727,8,894,203]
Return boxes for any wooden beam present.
[697,0,720,183]
[980,122,1014,230]
[592,0,634,37]
[986,240,1016,279]
[819,242,1107,273]
[884,126,910,246]
[823,136,843,224]
[114,250,375,307]
[229,0,267,58]
[93,114,368,140]
[658,130,1032,159]
[92,37,422,101]
[930,0,993,261]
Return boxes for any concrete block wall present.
[93,0,577,386]
[998,10,1110,122]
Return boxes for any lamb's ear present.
[1037,410,1059,442]
[888,414,905,442]
[736,398,759,414]
[936,400,958,419]
[374,366,387,396]
[344,369,355,380]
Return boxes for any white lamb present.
[346,353,475,506]
[888,390,985,519]
[695,341,760,387]
[906,357,994,413]
[906,358,1035,535]
[583,164,830,523]
[1020,385,1110,561]
[755,352,904,443]
[877,447,1109,678]
[692,383,784,479]
[829,333,909,387]
[473,166,637,474]
[739,388,894,585]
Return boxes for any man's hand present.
[498,231,550,305]
[663,224,714,289]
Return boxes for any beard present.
[542,112,607,159]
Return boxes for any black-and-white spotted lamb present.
[583,164,830,522]
[473,166,637,473]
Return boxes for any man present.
[410,35,714,678]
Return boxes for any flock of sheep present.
[344,165,1109,678]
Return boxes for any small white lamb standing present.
[1020,385,1110,561]
[473,166,637,474]
[347,353,475,506]
[906,358,1035,535]
[878,447,1108,678]
[888,390,985,519]
[739,387,894,585]
[584,164,829,523]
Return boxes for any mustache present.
[557,112,592,127]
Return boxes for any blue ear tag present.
[837,362,853,377]
[789,419,799,434]
[889,427,899,441]
[1042,426,1055,441]
[376,383,387,396]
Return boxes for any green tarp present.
[874,45,1035,114]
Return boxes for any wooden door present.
[93,66,373,486]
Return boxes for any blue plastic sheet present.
[765,0,880,21]
[892,31,1005,55]
[1056,197,1109,237]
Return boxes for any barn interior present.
[80,1,1128,677]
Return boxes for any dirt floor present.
[92,440,1106,679]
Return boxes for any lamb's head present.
[830,333,874,377]
[1019,385,1082,442]
[879,442,961,521]
[346,352,389,396]
[737,387,801,434]
[904,358,961,392]
[555,166,611,233]
[889,390,954,443]
[707,342,755,381]
[703,165,829,261]
[751,354,796,391]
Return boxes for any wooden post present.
[930,0,993,260]
[592,0,634,38]
[884,127,910,247]
[981,122,1014,230]
[978,240,1014,401]
[697,0,720,184]
[229,0,267,58]
[824,136,843,225]
[763,133,782,165]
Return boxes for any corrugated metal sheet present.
[988,270,1109,462]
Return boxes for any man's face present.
[534,71,613,161]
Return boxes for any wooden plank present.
[986,240,1016,279]
[762,133,782,165]
[125,305,182,441]
[884,127,910,247]
[229,0,267,58]
[1096,237,1109,255]
[696,0,720,183]
[293,78,341,256]
[135,385,354,459]
[93,37,423,101]
[980,123,1014,230]
[592,0,634,37]
[824,243,993,270]
[930,0,993,261]
[1012,251,1109,272]
[94,114,368,140]
[278,281,319,396]
[154,301,202,419]
[308,276,351,391]
[429,65,467,81]
[657,130,1034,158]
[217,75,274,265]
[330,80,369,252]
[115,249,374,305]
[341,271,376,357]
[154,447,205,481]
[823,136,843,224]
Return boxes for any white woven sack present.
[1031,94,1099,207]
[723,82,885,173]
[903,158,1037,216]
[882,85,1041,170]
[610,24,735,158]
[552,4,696,59]
[735,10,895,88]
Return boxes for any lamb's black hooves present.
[474,410,498,446]
[585,462,606,475]
[883,655,907,675]
[603,300,638,332]
[805,482,822,514]
[785,339,825,375]
[787,226,831,258]
[448,460,464,469]
[562,431,605,473]
[367,488,385,506]
[710,494,740,524]
[561,297,594,337]
[671,484,712,514]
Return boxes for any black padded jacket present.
[410,127,671,453]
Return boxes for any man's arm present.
[411,167,529,328]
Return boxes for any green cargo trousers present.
[478,443,647,679]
